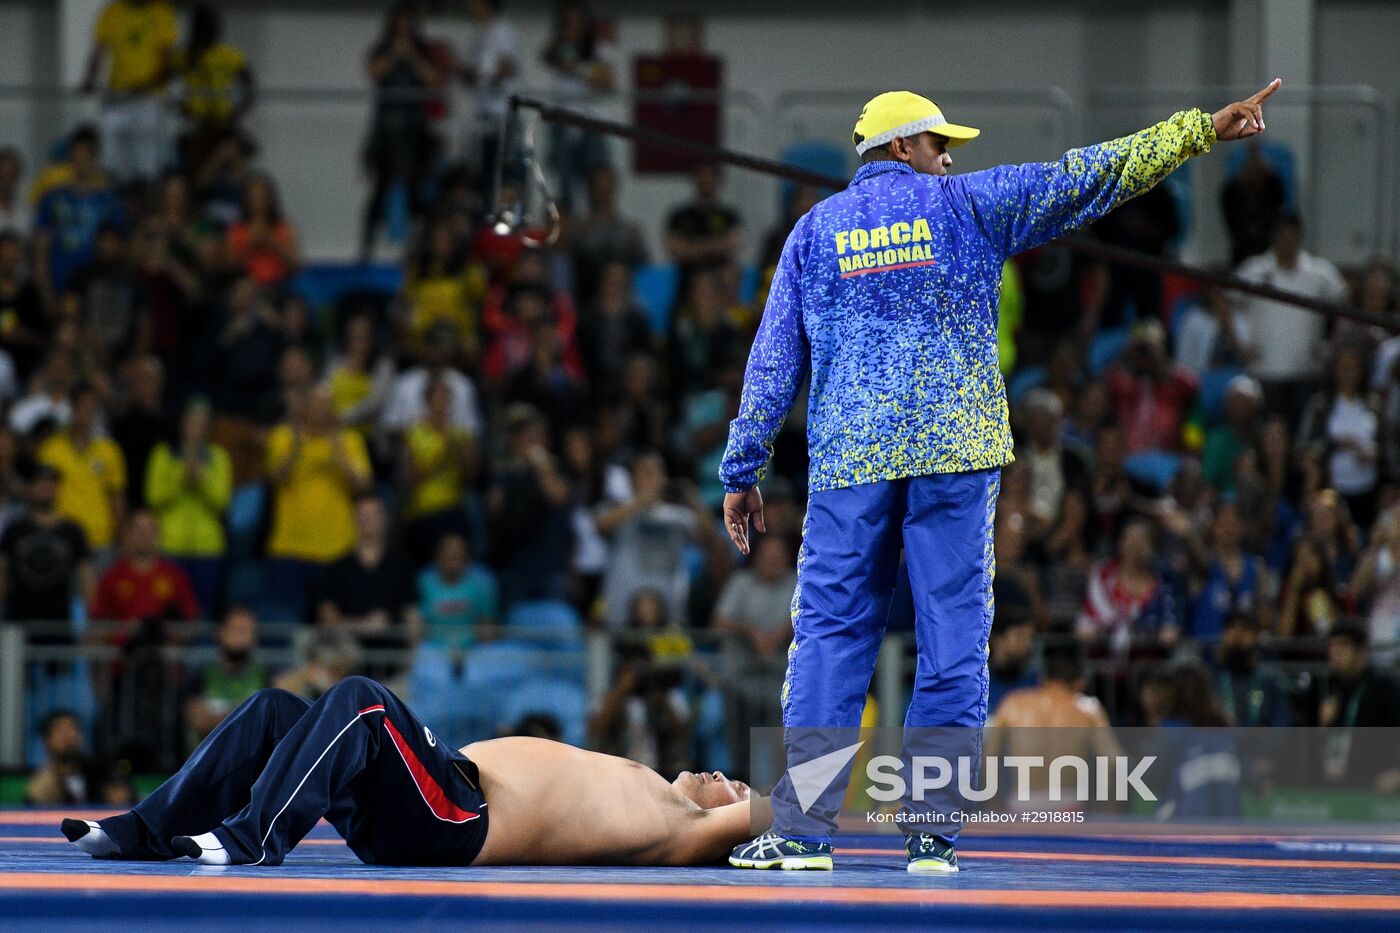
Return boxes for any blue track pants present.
[771,469,1000,842]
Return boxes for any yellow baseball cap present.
[852,91,980,155]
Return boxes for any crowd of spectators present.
[9,1,1400,797]
[986,162,1400,758]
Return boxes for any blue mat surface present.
[4,813,1399,930]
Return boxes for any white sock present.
[187,831,231,866]
[68,821,120,859]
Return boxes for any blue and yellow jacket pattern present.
[719,109,1216,494]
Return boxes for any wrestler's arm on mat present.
[674,793,774,866]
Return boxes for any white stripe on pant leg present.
[252,706,382,865]
[976,470,1000,733]
[782,504,813,726]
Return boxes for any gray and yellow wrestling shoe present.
[729,831,834,870]
[905,832,959,873]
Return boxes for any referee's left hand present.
[723,487,766,556]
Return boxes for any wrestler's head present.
[673,770,750,809]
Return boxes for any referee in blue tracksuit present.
[722,82,1281,872]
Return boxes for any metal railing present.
[773,86,1078,171]
[0,619,778,770]
[1085,84,1393,261]
[2,618,1382,773]
[0,83,772,261]
[0,81,1391,264]
[517,93,1399,331]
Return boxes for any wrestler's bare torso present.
[462,737,766,866]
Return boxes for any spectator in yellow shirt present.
[999,258,1024,375]
[175,4,255,180]
[404,218,487,356]
[82,0,178,181]
[38,383,127,557]
[144,398,233,615]
[264,387,372,622]
[325,311,395,438]
[402,375,476,565]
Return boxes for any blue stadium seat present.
[498,679,589,747]
[739,264,760,304]
[385,180,411,243]
[1160,161,1194,249]
[290,263,403,319]
[776,140,848,212]
[224,484,266,609]
[1007,365,1047,405]
[1224,140,1297,211]
[631,262,760,332]
[1199,366,1245,425]
[224,562,263,613]
[465,642,536,689]
[227,483,266,543]
[1168,294,1198,344]
[505,600,583,649]
[292,264,403,316]
[684,540,709,586]
[70,595,86,639]
[24,662,97,767]
[1087,327,1130,376]
[693,687,731,774]
[459,643,536,740]
[451,641,586,740]
[506,599,581,630]
[633,264,680,335]
[1124,450,1183,491]
[407,645,468,740]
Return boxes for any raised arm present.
[960,79,1282,258]
[718,221,811,553]
[195,447,234,513]
[674,795,773,866]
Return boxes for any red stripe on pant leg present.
[358,704,386,715]
[382,719,479,824]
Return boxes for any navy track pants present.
[100,676,487,866]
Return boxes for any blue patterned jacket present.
[719,109,1217,494]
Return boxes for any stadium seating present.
[1124,449,1184,491]
[1087,326,1130,376]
